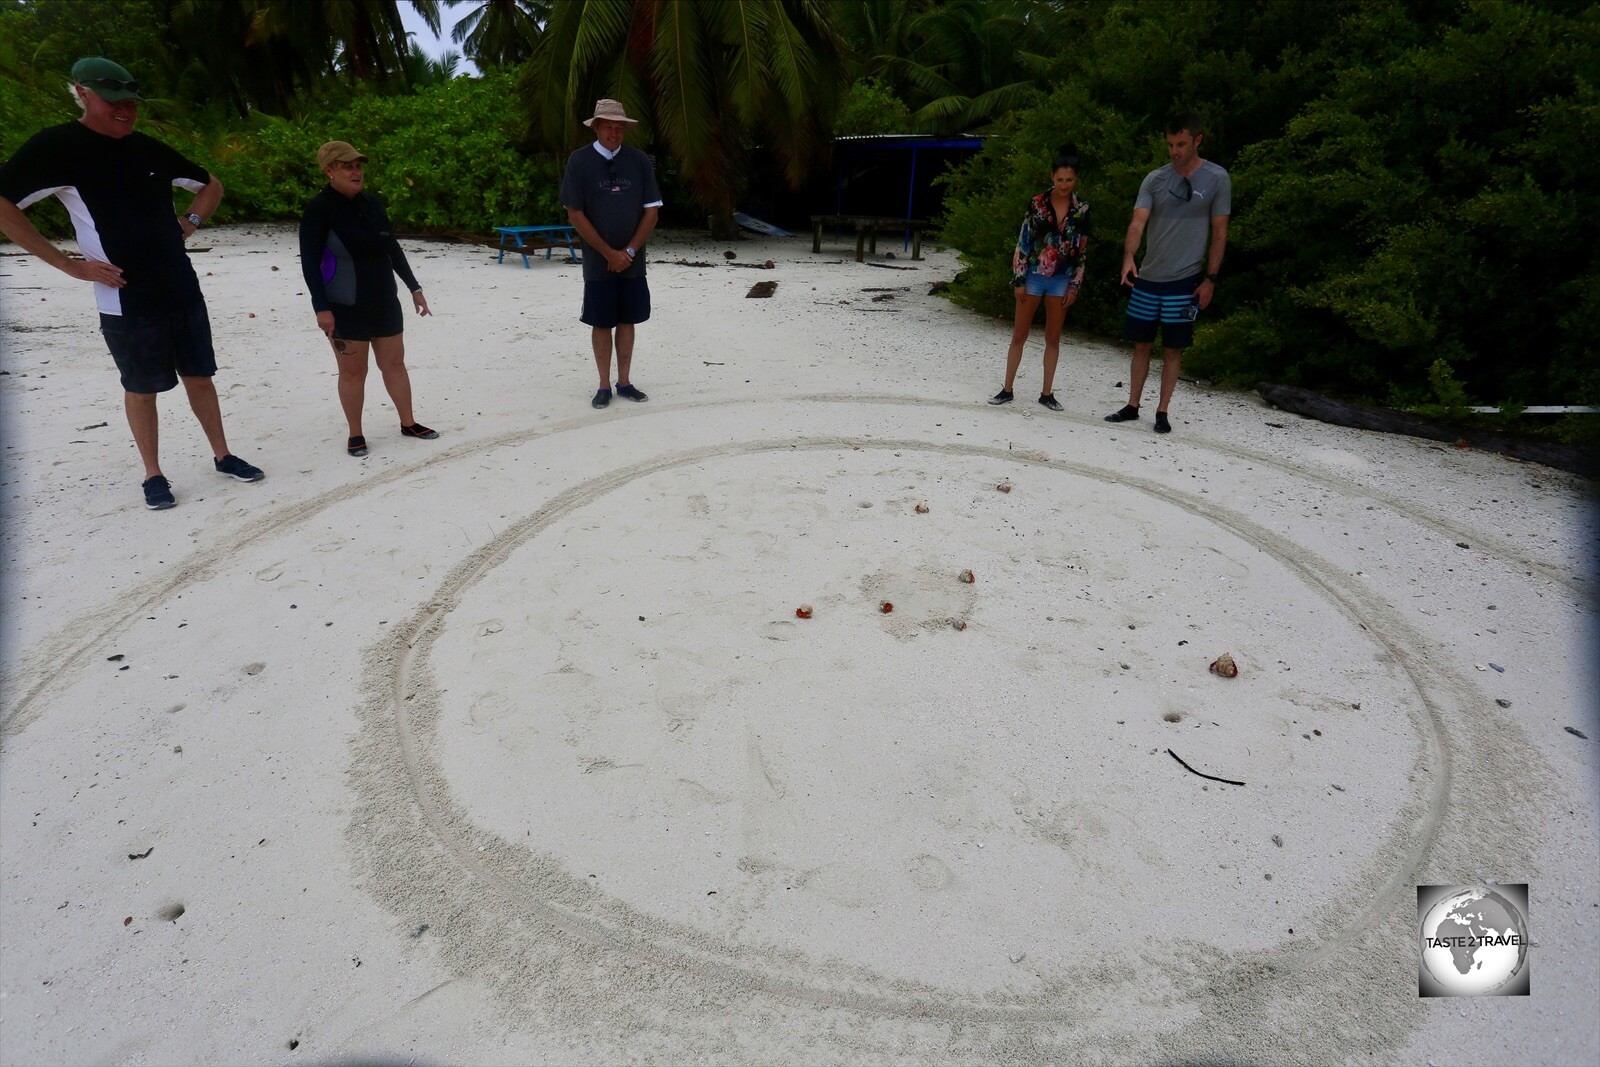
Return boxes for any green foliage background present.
[196,74,562,231]
[0,0,560,236]
[937,0,1600,423]
[1,72,559,235]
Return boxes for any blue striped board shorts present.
[1124,274,1202,349]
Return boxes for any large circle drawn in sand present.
[380,436,1451,1015]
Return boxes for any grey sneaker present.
[214,454,264,481]
[143,475,176,510]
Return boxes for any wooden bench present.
[810,215,929,262]
[495,225,581,268]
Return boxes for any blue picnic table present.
[495,225,582,268]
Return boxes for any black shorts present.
[330,295,404,343]
[100,298,217,393]
[581,276,651,329]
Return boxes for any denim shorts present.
[1022,270,1071,298]
[100,298,217,393]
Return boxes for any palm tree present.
[834,0,1063,134]
[448,0,548,69]
[890,0,1058,133]
[251,0,443,84]
[404,40,463,86]
[522,0,849,238]
[171,0,444,115]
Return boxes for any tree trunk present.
[707,209,739,240]
[1256,383,1596,477]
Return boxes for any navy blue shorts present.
[1123,274,1202,349]
[330,294,404,343]
[581,276,651,329]
[100,298,217,393]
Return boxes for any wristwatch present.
[184,212,203,228]
[624,246,636,258]
[1204,272,1218,283]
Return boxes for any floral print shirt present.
[1011,190,1089,288]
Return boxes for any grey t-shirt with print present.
[1133,160,1231,282]
[561,142,663,281]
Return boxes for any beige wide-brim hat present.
[583,99,638,127]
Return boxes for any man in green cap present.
[0,57,264,510]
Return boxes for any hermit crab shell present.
[1209,653,1239,677]
[914,502,930,514]
[958,569,976,584]
[880,601,894,614]
[795,605,813,619]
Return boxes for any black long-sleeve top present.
[298,187,420,313]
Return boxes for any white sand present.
[2,225,1596,1065]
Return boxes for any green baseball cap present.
[71,57,142,101]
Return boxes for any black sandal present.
[347,435,368,457]
[400,423,439,439]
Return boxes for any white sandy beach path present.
[1,226,1597,1065]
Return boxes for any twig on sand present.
[1167,748,1245,786]
[866,262,918,271]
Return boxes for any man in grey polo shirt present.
[1106,113,1231,434]
[561,99,663,410]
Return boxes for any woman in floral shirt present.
[989,145,1089,411]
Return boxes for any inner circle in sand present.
[425,446,1422,996]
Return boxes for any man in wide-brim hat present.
[0,56,264,510]
[560,99,663,409]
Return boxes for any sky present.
[399,2,483,78]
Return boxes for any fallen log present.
[1256,383,1595,477]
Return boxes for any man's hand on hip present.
[67,258,126,287]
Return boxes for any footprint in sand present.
[907,853,954,891]
[243,662,266,676]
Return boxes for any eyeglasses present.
[1168,176,1194,202]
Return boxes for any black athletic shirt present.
[0,122,209,316]
[297,187,420,314]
